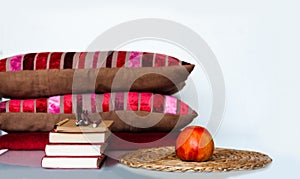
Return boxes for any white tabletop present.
[0,142,297,179]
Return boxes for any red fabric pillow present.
[108,132,179,150]
[0,132,48,150]
[0,51,195,99]
[0,92,197,132]
[0,132,178,150]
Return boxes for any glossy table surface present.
[0,147,295,179]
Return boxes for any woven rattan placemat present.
[120,146,272,172]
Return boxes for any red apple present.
[176,126,214,162]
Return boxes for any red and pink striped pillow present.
[0,51,187,71]
[0,92,197,132]
[0,51,194,98]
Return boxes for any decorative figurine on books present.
[76,110,101,128]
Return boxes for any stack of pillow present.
[0,51,197,150]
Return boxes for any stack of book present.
[41,119,113,169]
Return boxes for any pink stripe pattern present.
[93,52,100,68]
[164,96,178,114]
[128,51,142,67]
[48,96,61,114]
[10,55,23,71]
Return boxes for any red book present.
[41,155,105,169]
[45,143,107,156]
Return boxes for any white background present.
[0,0,300,178]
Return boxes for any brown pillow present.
[0,51,194,99]
[0,92,197,132]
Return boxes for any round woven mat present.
[120,146,272,172]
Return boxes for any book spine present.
[41,155,105,169]
[45,143,107,156]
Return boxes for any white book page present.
[0,149,8,156]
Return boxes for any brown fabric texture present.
[0,65,194,99]
[0,112,197,133]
